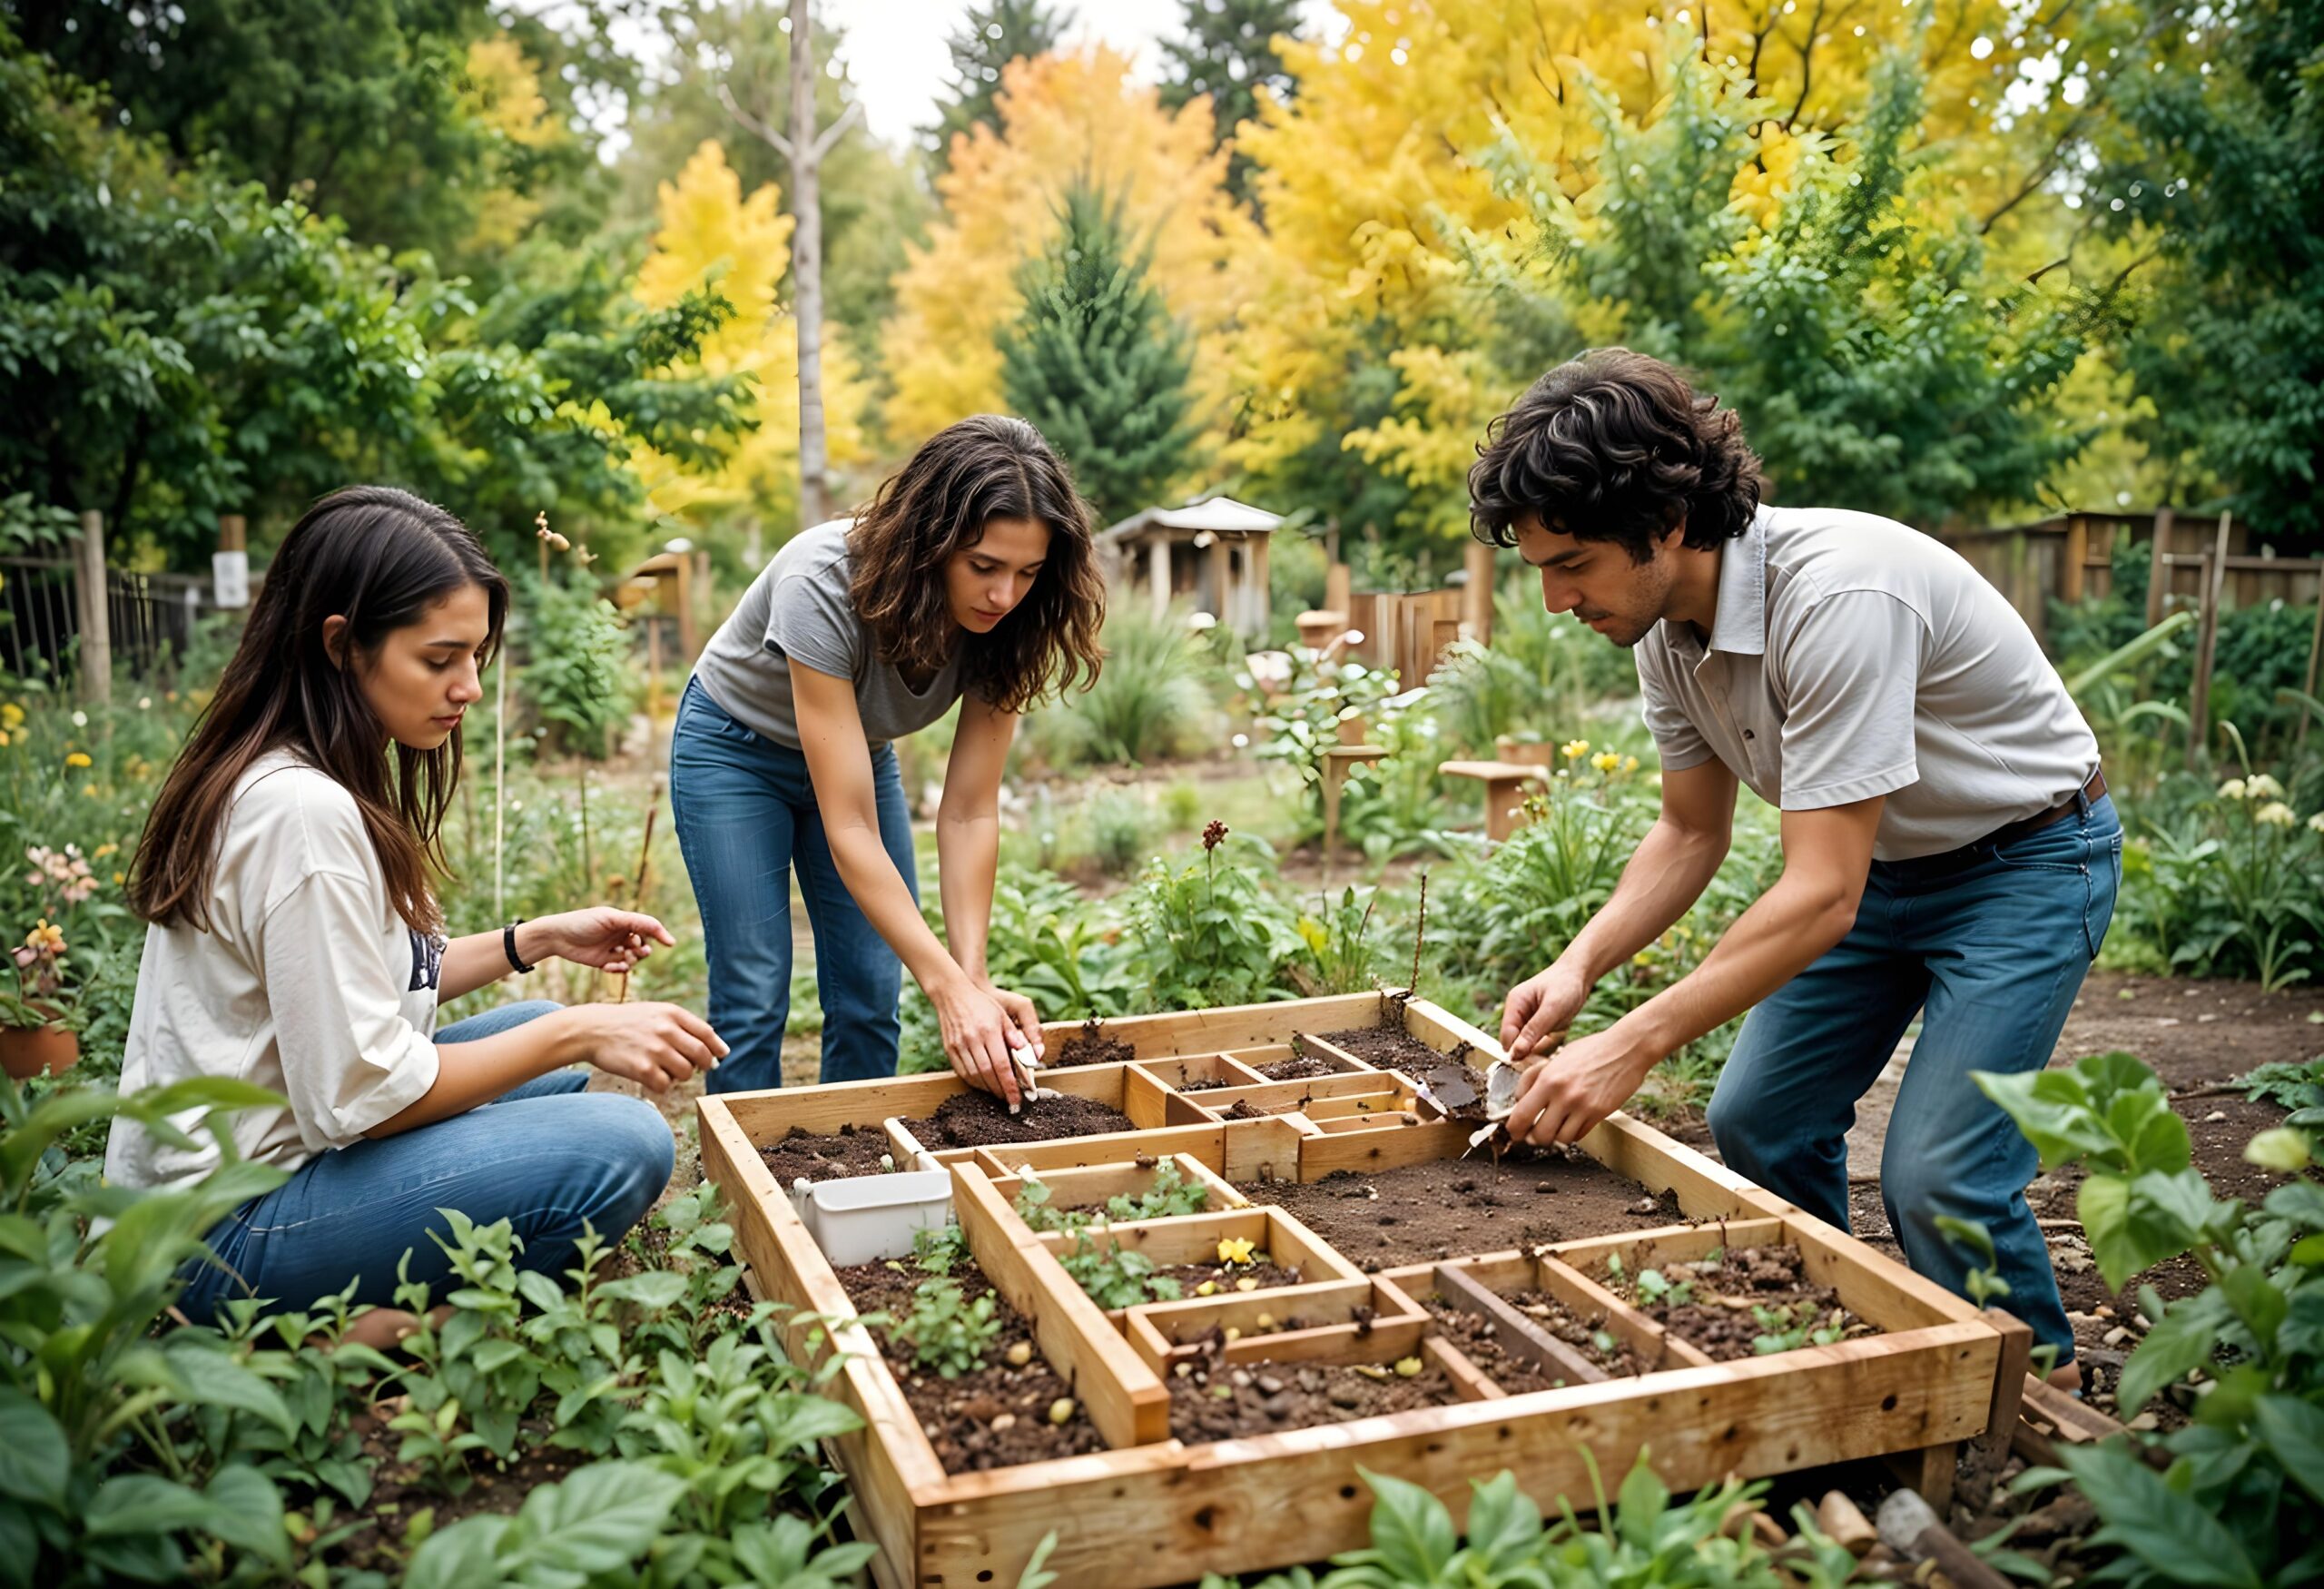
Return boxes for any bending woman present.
[106,486,727,1328]
[673,415,1104,1100]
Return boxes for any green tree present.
[1000,183,1197,524]
[924,0,1073,169]
[1156,0,1305,204]
[2095,0,2324,548]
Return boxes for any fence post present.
[74,509,112,704]
[2145,508,2174,629]
[1462,538,1495,646]
[214,513,251,608]
[2186,512,2233,767]
[2298,569,2323,754]
[2062,515,2089,606]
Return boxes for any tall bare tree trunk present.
[787,0,828,530]
[715,1,860,536]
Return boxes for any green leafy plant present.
[1976,1050,2324,1587]
[520,573,639,760]
[892,1278,1002,1378]
[1059,1238,1185,1309]
[1632,1267,1695,1308]
[1198,1453,1865,1587]
[1103,1160,1212,1222]
[1748,1301,1845,1356]
[1128,824,1310,1012]
[2238,1057,2324,1117]
[909,1222,971,1278]
[1012,1175,1092,1238]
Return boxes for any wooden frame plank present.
[1436,1263,1608,1386]
[1425,1334,1503,1400]
[950,1164,1172,1447]
[1039,993,1387,1059]
[1296,1119,1474,1178]
[1532,1255,1685,1368]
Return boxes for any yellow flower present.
[0,703,22,728]
[1591,752,1620,773]
[64,752,92,769]
[1216,1237,1256,1267]
[0,730,10,746]
[1561,738,1590,761]
[93,844,116,860]
[25,920,64,955]
[112,872,125,885]
[1623,755,1639,773]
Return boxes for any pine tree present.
[925,0,1073,168]
[1000,184,1197,524]
[1157,0,1304,202]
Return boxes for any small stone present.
[1255,1312,1277,1330]
[990,1414,1016,1433]
[2102,1327,2129,1347]
[1256,1375,1285,1396]
[1196,1281,1217,1297]
[2126,1412,2161,1432]
[1006,1342,1033,1367]
[2090,1305,2114,1319]
[2132,1314,2152,1331]
[1048,1397,1077,1426]
[1236,1277,1260,1293]
[1350,1363,1390,1381]
[1175,1363,1195,1378]
[1328,1387,1366,1408]
[1629,1198,1662,1216]
[1223,1327,1242,1343]
[1536,1182,1557,1193]
[1394,1356,1424,1377]
[2202,1110,2227,1123]
[1230,1369,1253,1389]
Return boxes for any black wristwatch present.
[504,920,536,975]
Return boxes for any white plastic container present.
[789,1169,953,1267]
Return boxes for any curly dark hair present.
[847,415,1106,714]
[1468,350,1765,563]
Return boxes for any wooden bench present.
[1438,758,1550,841]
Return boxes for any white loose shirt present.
[1632,506,2100,862]
[105,750,444,1193]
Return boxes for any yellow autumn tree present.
[458,35,566,254]
[881,46,1262,456]
[1226,0,2113,535]
[633,140,870,546]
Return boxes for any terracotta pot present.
[0,1022,79,1081]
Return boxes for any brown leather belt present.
[1883,769,2108,879]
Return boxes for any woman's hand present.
[568,1002,728,1095]
[527,908,676,973]
[974,976,1045,1066]
[931,974,1029,1110]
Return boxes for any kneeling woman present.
[673,415,1105,1100]
[106,486,727,1327]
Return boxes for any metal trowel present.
[1461,1030,1566,1155]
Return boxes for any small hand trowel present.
[1460,1030,1565,1155]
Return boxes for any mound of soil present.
[1322,1024,1459,1071]
[758,1123,895,1185]
[1610,1244,1866,1362]
[1237,1155,1684,1269]
[1257,1051,1344,1082]
[1165,1338,1455,1442]
[833,1259,1106,1473]
[1218,1099,1274,1120]
[1177,1075,1234,1092]
[1051,1019,1136,1067]
[928,1089,1135,1147]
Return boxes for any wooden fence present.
[0,528,238,697]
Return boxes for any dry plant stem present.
[493,642,508,922]
[617,799,658,1004]
[1411,870,1428,993]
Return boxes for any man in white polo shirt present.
[1472,349,2117,1377]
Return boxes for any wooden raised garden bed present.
[700,991,2024,1588]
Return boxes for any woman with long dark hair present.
[107,486,726,1336]
[673,416,1106,1100]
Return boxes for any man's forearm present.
[1553,817,1729,988]
[1620,873,1859,1055]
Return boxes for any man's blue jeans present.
[178,1001,672,1323]
[667,676,917,1094]
[1706,794,2122,1361]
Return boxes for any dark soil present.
[927,1089,1135,1147]
[1427,1292,1646,1389]
[757,1122,895,1185]
[1236,1153,1683,1269]
[1151,1259,1307,1296]
[1177,1076,1234,1092]
[832,1258,1106,1473]
[1164,1336,1456,1442]
[1051,1019,1136,1068]
[1219,1099,1273,1120]
[1322,1024,1460,1071]
[1257,1051,1344,1082]
[1605,1245,1867,1363]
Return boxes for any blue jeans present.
[668,676,917,1093]
[1706,794,2122,1360]
[177,1001,673,1323]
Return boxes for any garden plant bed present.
[1593,1241,1876,1363]
[831,1258,1108,1473]
[1323,1022,1462,1071]
[1254,1050,1346,1082]
[758,1122,898,1183]
[1237,1152,1686,1268]
[701,991,2025,1587]
[1163,1335,1458,1442]
[925,1088,1135,1146]
[1425,1293,1646,1387]
[1052,1018,1137,1067]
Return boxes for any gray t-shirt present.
[691,520,966,749]
[1633,505,2100,862]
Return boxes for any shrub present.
[520,575,637,759]
[1037,605,1217,767]
[2116,770,2324,990]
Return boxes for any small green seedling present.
[1102,1160,1211,1221]
[1059,1238,1184,1308]
[1634,1268,1695,1308]
[893,1278,1001,1377]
